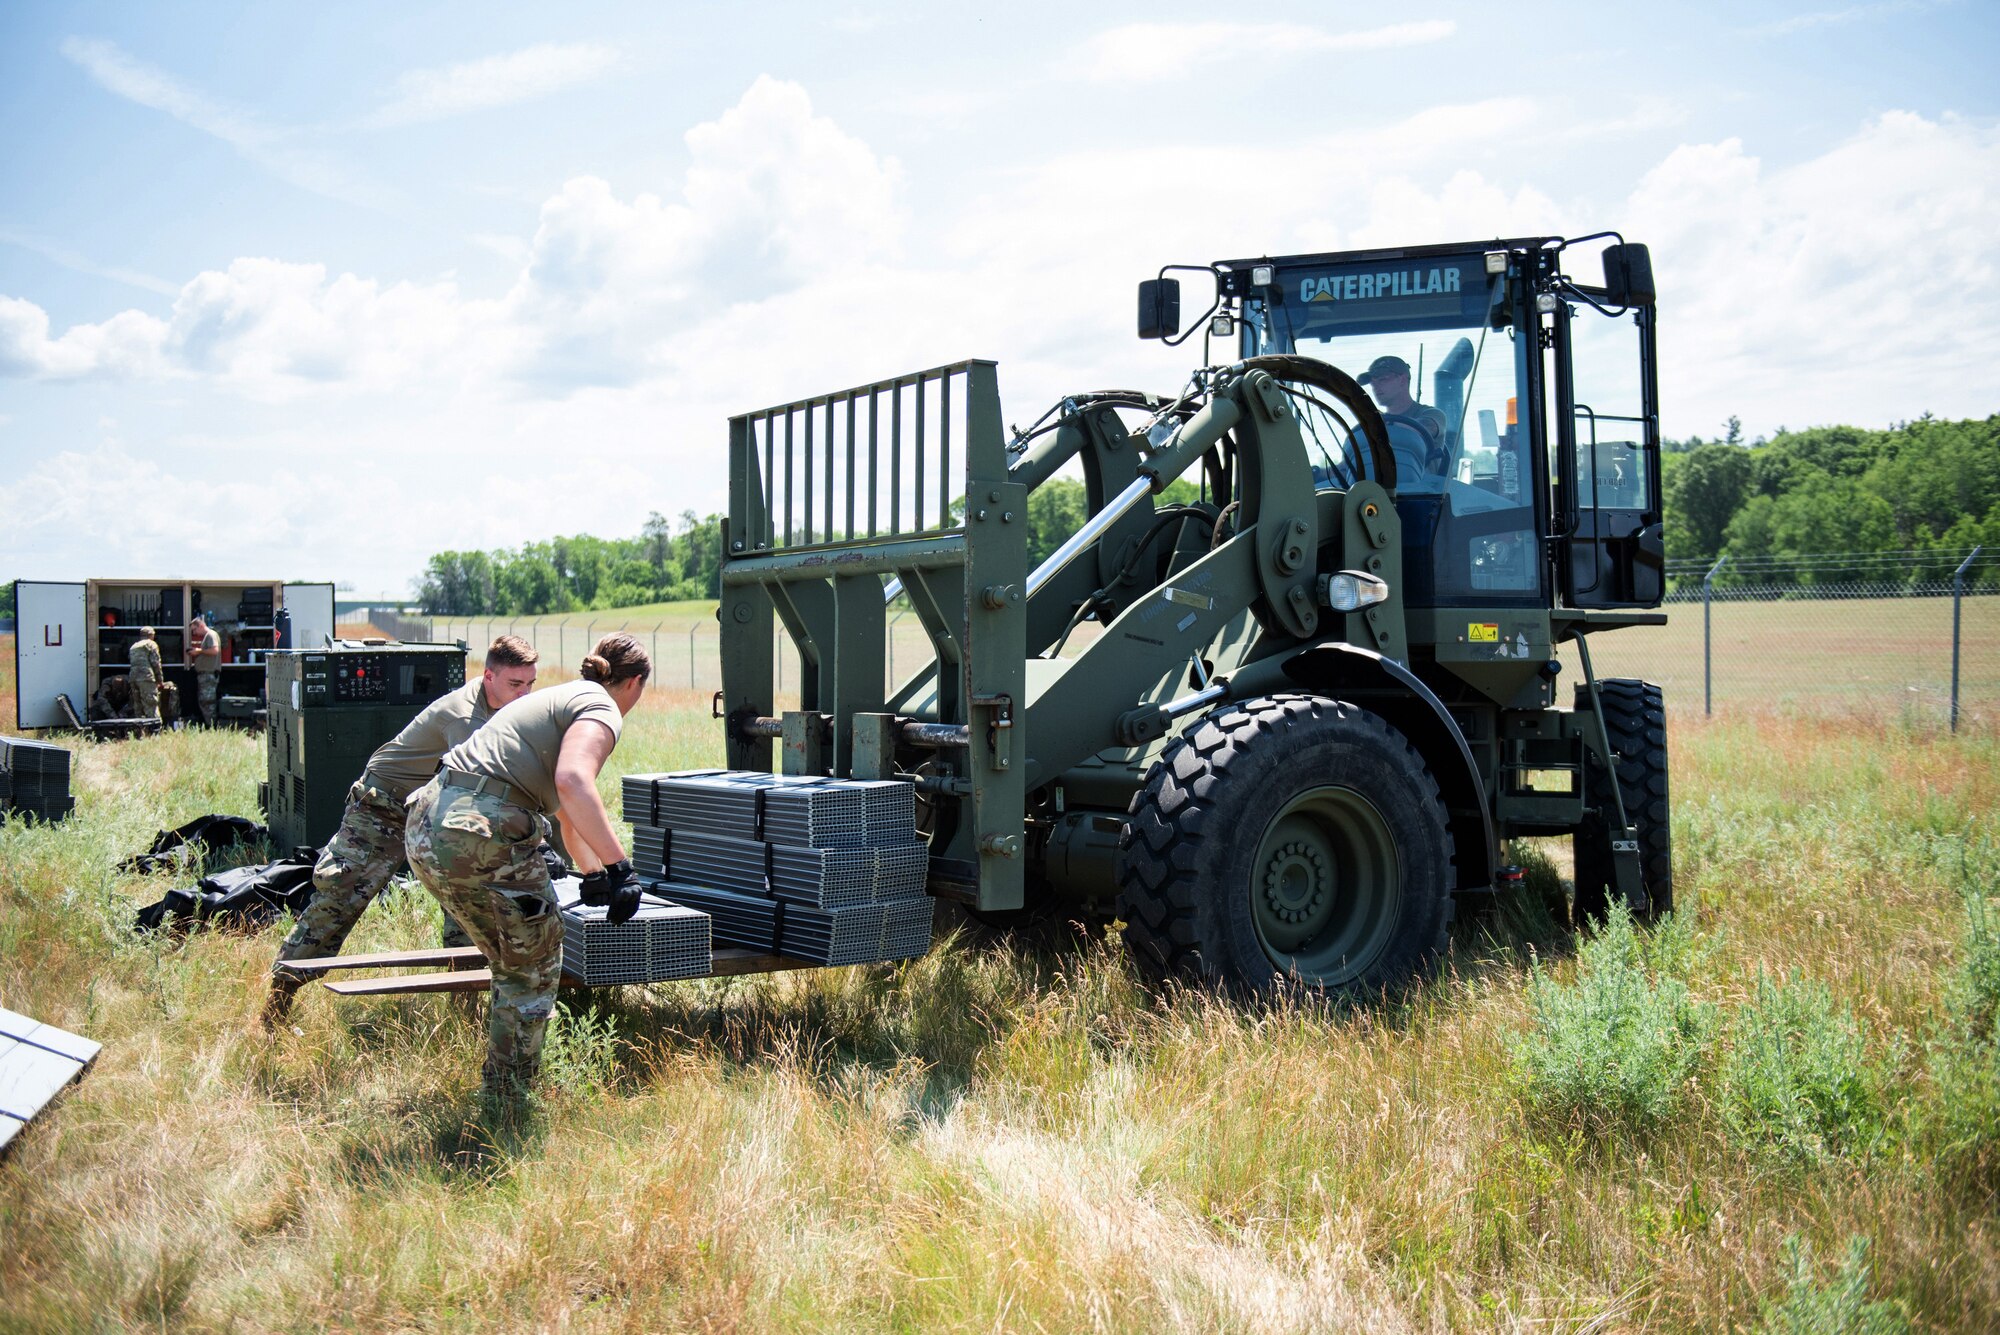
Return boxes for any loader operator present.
[1359,354,1450,476]
[404,633,651,1100]
[259,635,541,1029]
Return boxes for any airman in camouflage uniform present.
[186,617,222,726]
[404,777,562,1095]
[269,778,474,986]
[260,636,541,1029]
[128,626,163,720]
[403,636,651,1099]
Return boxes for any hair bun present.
[581,653,611,682]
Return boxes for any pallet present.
[309,947,821,997]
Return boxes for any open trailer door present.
[282,583,336,649]
[14,581,86,730]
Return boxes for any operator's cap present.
[1358,355,1409,386]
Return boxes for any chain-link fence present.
[1558,548,1997,729]
[356,549,1997,728]
[343,607,940,699]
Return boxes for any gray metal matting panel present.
[554,882,712,985]
[648,879,937,966]
[0,1007,102,1065]
[651,770,921,849]
[655,829,928,907]
[0,1036,87,1128]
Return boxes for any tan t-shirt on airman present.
[361,679,497,800]
[439,680,622,815]
[190,628,221,672]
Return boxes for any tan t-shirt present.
[439,680,622,814]
[362,679,497,800]
[190,628,221,672]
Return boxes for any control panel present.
[268,646,465,710]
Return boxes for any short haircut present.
[486,634,539,668]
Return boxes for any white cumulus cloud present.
[5,89,1997,589]
[365,42,625,127]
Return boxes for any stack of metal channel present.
[553,876,712,986]
[621,770,936,966]
[0,739,74,823]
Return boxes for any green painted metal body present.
[718,236,1668,916]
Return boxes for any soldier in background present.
[260,635,542,1028]
[185,617,221,725]
[128,626,163,721]
[90,674,133,721]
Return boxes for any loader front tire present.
[1572,678,1673,923]
[1117,694,1454,997]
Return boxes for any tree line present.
[415,511,725,615]
[410,417,1998,614]
[1663,413,1998,582]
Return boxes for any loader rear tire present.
[1117,694,1454,997]
[1572,679,1673,923]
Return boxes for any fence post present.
[1952,546,1981,734]
[1703,555,1728,717]
[689,623,699,688]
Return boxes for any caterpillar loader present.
[715,233,1670,994]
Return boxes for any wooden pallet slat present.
[323,970,498,996]
[283,947,486,975]
[315,947,823,996]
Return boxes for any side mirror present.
[1601,243,1655,307]
[1137,278,1181,340]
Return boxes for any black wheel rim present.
[1250,785,1401,986]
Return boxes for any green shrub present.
[1949,871,2000,1039]
[1511,902,1716,1132]
[1720,971,1887,1166]
[540,1001,620,1096]
[1920,859,2000,1177]
[1756,1235,1910,1335]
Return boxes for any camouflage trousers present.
[405,776,562,1096]
[131,676,160,720]
[195,671,220,725]
[271,780,469,988]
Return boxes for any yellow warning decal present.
[1469,622,1500,643]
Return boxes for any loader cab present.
[1193,236,1665,611]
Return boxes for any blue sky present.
[3,0,1995,595]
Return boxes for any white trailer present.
[11,578,335,730]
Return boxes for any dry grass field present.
[0,637,1997,1330]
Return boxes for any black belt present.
[440,768,536,811]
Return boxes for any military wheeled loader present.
[715,233,1671,996]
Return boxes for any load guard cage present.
[718,359,1029,910]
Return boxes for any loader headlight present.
[1318,570,1390,612]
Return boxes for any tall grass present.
[1,706,1997,1329]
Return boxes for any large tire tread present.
[1117,693,1454,996]
[1574,678,1673,921]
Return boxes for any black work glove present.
[579,859,641,924]
[538,843,571,883]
